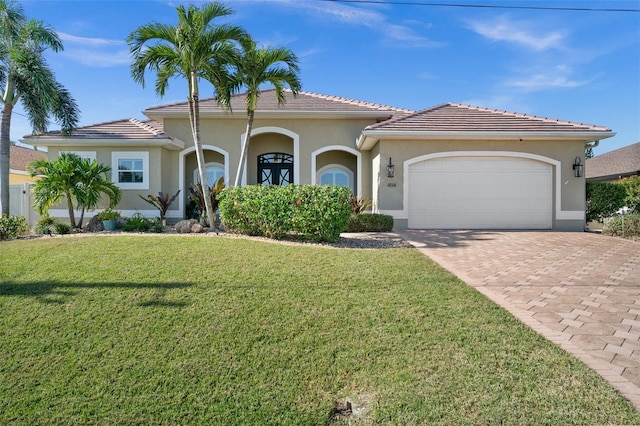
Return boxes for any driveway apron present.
[398,230,640,409]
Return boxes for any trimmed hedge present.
[218,185,352,243]
[586,182,627,222]
[347,213,394,232]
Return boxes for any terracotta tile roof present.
[367,103,613,133]
[586,142,640,180]
[144,89,413,116]
[9,144,46,171]
[25,118,166,140]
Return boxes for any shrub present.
[35,215,57,235]
[349,195,372,215]
[96,208,121,221]
[138,190,180,223]
[54,222,71,235]
[189,177,225,225]
[218,185,352,243]
[347,213,394,232]
[122,213,163,233]
[602,214,640,237]
[0,215,28,240]
[586,182,627,222]
[619,176,640,214]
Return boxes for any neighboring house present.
[24,90,614,231]
[8,144,46,184]
[586,141,640,183]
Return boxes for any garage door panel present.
[408,156,552,229]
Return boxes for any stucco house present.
[24,90,614,231]
[8,144,46,184]
[586,141,640,183]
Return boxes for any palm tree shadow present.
[0,281,192,307]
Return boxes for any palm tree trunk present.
[0,102,13,216]
[188,73,214,227]
[65,190,77,228]
[234,110,255,187]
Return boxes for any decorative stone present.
[191,223,204,233]
[85,215,104,232]
[175,219,199,234]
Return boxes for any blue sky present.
[16,0,640,155]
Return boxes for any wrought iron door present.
[258,153,293,186]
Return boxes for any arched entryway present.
[240,127,299,186]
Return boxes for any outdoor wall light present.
[572,157,584,178]
[387,157,395,178]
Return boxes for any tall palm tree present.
[232,38,301,187]
[29,153,121,228]
[127,2,246,226]
[0,0,79,215]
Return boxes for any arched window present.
[318,165,354,193]
[193,163,224,186]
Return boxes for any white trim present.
[178,145,229,220]
[357,130,616,150]
[402,151,584,223]
[240,126,299,186]
[111,151,149,190]
[311,145,362,197]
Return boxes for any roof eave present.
[357,130,616,150]
[24,137,184,151]
[144,109,397,121]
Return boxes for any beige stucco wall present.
[162,115,375,197]
[371,138,587,230]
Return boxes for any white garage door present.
[408,156,552,229]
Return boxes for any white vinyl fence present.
[9,183,40,227]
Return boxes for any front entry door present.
[258,153,293,186]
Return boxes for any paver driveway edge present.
[397,230,640,411]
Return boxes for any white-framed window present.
[61,151,96,162]
[318,164,354,193]
[111,151,149,189]
[193,162,225,186]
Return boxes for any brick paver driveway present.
[398,230,640,409]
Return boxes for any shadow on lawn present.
[0,281,192,307]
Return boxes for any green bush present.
[122,214,163,233]
[218,185,352,243]
[620,176,640,214]
[602,214,640,237]
[0,215,28,240]
[586,182,627,222]
[347,213,394,232]
[54,222,71,235]
[35,215,56,234]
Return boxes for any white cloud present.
[58,32,125,47]
[244,0,439,48]
[56,32,129,67]
[467,15,567,51]
[506,65,588,91]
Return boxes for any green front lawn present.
[1,235,638,424]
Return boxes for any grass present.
[1,235,638,425]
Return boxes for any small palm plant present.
[189,177,225,226]
[138,190,181,226]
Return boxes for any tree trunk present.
[188,74,214,227]
[0,103,13,216]
[65,190,77,228]
[234,111,255,187]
